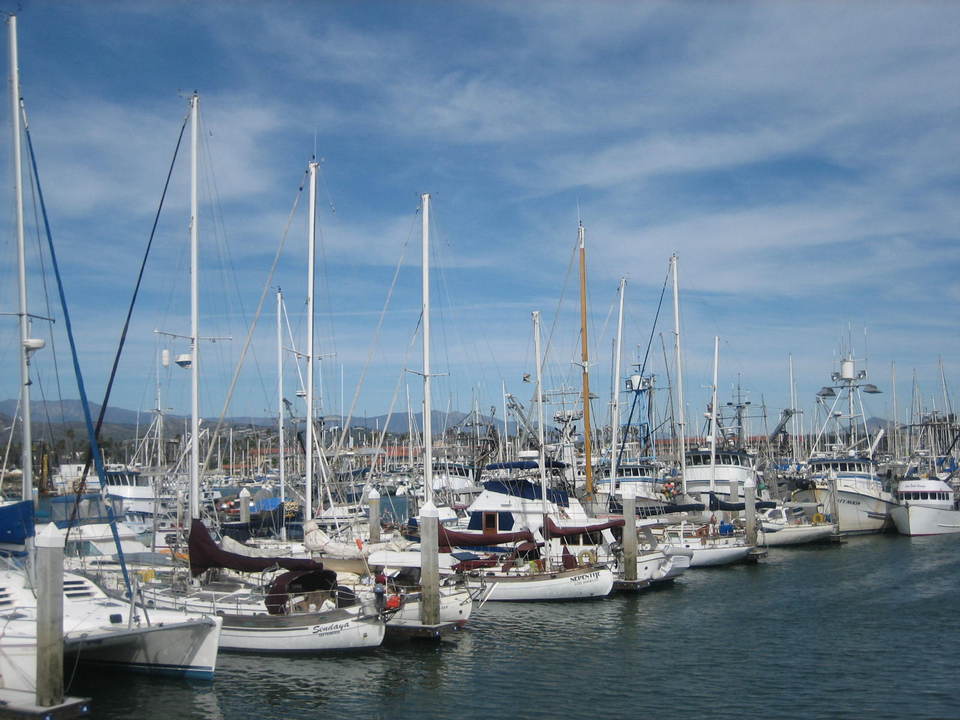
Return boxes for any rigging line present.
[199,170,307,475]
[48,110,189,497]
[23,116,124,596]
[0,398,20,498]
[25,157,61,451]
[199,121,272,413]
[333,210,417,459]
[542,235,578,365]
[638,264,672,378]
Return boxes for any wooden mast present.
[578,222,594,499]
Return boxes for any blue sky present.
[1,0,958,436]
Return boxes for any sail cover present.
[188,519,324,577]
[708,493,778,512]
[544,515,624,537]
[437,526,535,547]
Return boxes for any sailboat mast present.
[305,161,318,521]
[9,17,32,503]
[578,223,594,499]
[709,336,719,492]
[609,278,626,493]
[277,287,286,540]
[671,254,687,495]
[189,93,200,520]
[422,193,433,507]
[533,311,548,519]
[891,362,899,460]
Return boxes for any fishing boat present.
[890,477,960,536]
[792,353,895,534]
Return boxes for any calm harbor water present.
[71,534,959,720]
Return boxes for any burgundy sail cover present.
[188,519,324,577]
[543,515,624,537]
[437,526,535,547]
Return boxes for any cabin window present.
[483,512,498,533]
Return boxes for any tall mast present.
[789,354,799,460]
[9,16,33,503]
[890,361,899,460]
[277,288,286,540]
[709,336,719,492]
[419,192,440,626]
[421,193,433,507]
[189,93,200,520]
[578,223,594,499]
[671,254,687,495]
[305,161,318,521]
[609,278,626,494]
[533,311,548,521]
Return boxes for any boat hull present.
[218,607,385,653]
[759,524,835,546]
[794,485,894,535]
[468,566,614,601]
[386,587,473,627]
[890,504,960,536]
[64,616,222,678]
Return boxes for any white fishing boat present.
[792,353,895,534]
[795,456,895,534]
[757,506,835,546]
[890,477,960,536]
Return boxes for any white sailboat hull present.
[217,607,385,653]
[468,566,614,601]
[64,616,222,678]
[660,539,752,567]
[386,586,473,628]
[890,504,960,536]
[759,524,835,546]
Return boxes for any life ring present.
[812,513,826,524]
[578,550,598,566]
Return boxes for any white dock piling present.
[368,488,381,543]
[622,483,638,582]
[743,478,757,546]
[419,500,440,626]
[35,522,64,707]
[239,487,250,525]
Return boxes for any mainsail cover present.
[544,515,624,537]
[708,493,778,512]
[188,519,324,577]
[437,526,535,547]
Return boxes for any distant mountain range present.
[0,399,517,437]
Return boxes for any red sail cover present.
[437,526,535,547]
[544,515,624,537]
[188,519,325,577]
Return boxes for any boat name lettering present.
[312,621,350,636]
[572,571,601,584]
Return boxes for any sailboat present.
[0,17,222,695]
[138,119,385,651]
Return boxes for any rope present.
[22,109,129,597]
[63,110,188,504]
